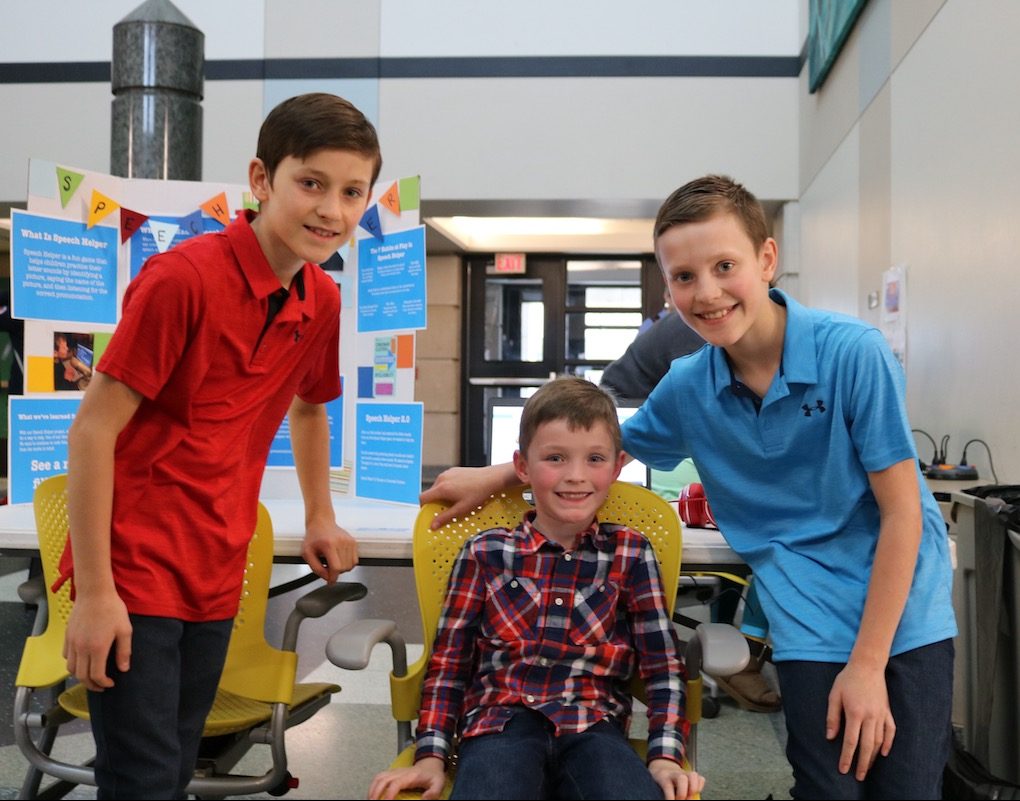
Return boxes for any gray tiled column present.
[110,0,204,180]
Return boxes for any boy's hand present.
[302,521,358,583]
[649,758,705,800]
[63,590,132,691]
[826,661,896,780]
[368,756,446,800]
[419,464,517,529]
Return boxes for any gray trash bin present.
[951,490,1020,784]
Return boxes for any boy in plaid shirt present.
[370,377,702,801]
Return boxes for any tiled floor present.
[0,560,793,800]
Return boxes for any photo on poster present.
[52,331,95,391]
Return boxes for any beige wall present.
[797,0,1019,482]
[414,255,461,468]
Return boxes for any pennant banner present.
[119,207,149,244]
[87,189,119,229]
[148,220,180,253]
[379,182,401,215]
[56,166,85,209]
[358,205,383,240]
[200,191,231,226]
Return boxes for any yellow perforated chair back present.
[18,475,301,726]
[390,481,684,724]
[16,474,75,689]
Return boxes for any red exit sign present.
[493,252,527,274]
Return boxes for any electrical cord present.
[961,438,999,484]
[912,428,939,468]
[939,434,951,464]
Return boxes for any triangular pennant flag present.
[179,209,203,238]
[200,191,231,226]
[87,189,120,228]
[379,182,401,215]
[119,207,149,244]
[358,205,383,240]
[148,220,180,253]
[56,166,85,209]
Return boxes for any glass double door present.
[462,254,661,466]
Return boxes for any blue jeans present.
[451,708,664,800]
[87,615,233,800]
[775,639,954,800]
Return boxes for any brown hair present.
[654,174,769,251]
[518,377,622,457]
[256,93,382,185]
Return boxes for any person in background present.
[58,93,379,799]
[422,175,956,800]
[370,377,703,801]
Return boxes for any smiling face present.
[248,148,375,280]
[657,211,778,352]
[513,417,624,548]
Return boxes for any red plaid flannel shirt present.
[415,511,688,765]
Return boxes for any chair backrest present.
[413,481,683,652]
[17,474,75,688]
[18,475,293,704]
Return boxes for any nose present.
[694,273,722,304]
[564,458,586,482]
[317,192,344,222]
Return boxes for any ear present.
[759,237,778,282]
[512,449,530,485]
[249,158,271,203]
[611,450,626,482]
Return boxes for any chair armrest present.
[17,574,46,605]
[689,622,749,678]
[390,652,428,723]
[326,618,407,675]
[295,581,368,618]
[281,581,368,651]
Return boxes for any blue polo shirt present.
[622,289,956,662]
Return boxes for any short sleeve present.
[98,254,203,400]
[843,328,916,473]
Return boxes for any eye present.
[301,178,321,190]
[671,271,694,284]
[545,454,564,463]
[718,261,736,273]
[589,454,607,463]
[345,187,365,199]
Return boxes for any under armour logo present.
[293,329,303,343]
[802,400,826,417]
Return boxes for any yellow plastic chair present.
[327,481,748,798]
[14,473,368,799]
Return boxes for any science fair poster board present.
[8,159,426,505]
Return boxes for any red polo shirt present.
[88,211,341,620]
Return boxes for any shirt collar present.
[226,209,317,320]
[710,287,818,397]
[517,510,609,553]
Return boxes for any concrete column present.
[110,0,204,180]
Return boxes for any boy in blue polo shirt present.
[422,175,956,800]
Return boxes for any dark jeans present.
[451,707,664,800]
[87,614,233,800]
[775,638,954,800]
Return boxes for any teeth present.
[308,226,339,238]
[700,308,729,320]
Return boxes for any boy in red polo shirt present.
[60,93,381,799]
